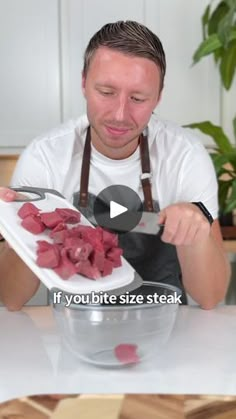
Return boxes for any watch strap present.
[192,202,214,225]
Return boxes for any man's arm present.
[177,220,230,309]
[0,242,40,311]
[159,203,231,309]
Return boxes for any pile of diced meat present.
[17,202,123,280]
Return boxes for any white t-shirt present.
[11,114,219,219]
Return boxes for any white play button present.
[110,200,128,219]
[93,185,143,233]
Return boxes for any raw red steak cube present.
[114,344,139,364]
[40,211,64,229]
[51,222,67,232]
[102,259,113,276]
[82,229,104,252]
[55,208,81,224]
[106,247,123,267]
[78,243,93,261]
[54,248,77,279]
[21,215,46,234]
[68,242,93,263]
[75,260,101,280]
[36,244,60,268]
[64,237,84,249]
[69,225,92,239]
[94,226,103,241]
[36,240,53,253]
[17,202,40,219]
[90,249,105,271]
[50,229,69,244]
[102,229,119,250]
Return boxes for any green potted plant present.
[186,0,236,237]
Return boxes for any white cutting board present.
[0,189,135,294]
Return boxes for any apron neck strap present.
[79,126,91,207]
[139,132,154,212]
[79,127,154,211]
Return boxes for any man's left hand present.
[158,203,211,246]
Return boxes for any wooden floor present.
[1,394,236,418]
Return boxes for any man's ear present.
[156,88,162,107]
[81,72,86,96]
[152,89,162,113]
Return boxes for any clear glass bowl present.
[50,281,181,368]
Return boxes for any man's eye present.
[131,96,145,103]
[100,90,113,96]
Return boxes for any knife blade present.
[95,211,162,235]
[131,211,162,234]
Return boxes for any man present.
[0,20,230,310]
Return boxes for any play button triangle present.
[110,201,128,219]
[93,185,143,233]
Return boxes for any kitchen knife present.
[131,211,162,234]
[95,210,163,235]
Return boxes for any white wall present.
[0,0,235,152]
[155,0,220,125]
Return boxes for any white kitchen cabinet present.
[0,0,61,152]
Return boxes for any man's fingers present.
[0,187,27,202]
[0,188,18,244]
[0,187,17,202]
[158,210,166,225]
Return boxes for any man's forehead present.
[90,46,130,63]
[90,46,155,67]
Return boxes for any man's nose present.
[114,96,129,121]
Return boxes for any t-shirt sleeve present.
[10,140,53,189]
[177,142,219,220]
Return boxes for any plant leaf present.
[223,152,236,172]
[212,150,236,173]
[217,8,235,46]
[210,153,236,179]
[233,116,236,142]
[218,179,232,212]
[185,121,233,153]
[192,34,222,63]
[208,2,229,36]
[220,40,236,89]
[225,179,236,212]
[229,30,236,42]
[202,4,211,39]
[213,46,224,63]
[211,153,231,174]
[224,0,236,10]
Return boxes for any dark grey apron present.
[73,127,187,304]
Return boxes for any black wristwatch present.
[192,202,214,225]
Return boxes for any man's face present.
[82,47,162,157]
